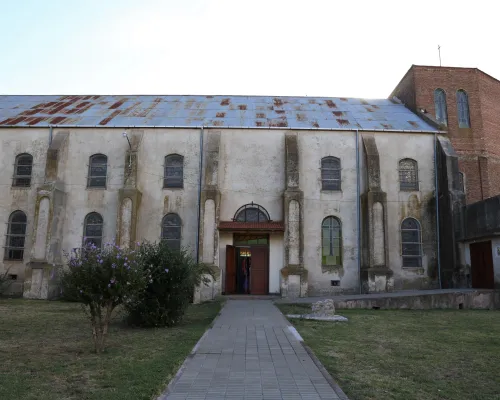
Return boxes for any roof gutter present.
[0,124,446,134]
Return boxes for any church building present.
[0,86,464,299]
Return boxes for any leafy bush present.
[61,243,147,353]
[125,241,213,327]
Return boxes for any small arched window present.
[401,218,422,268]
[5,210,27,260]
[83,212,103,249]
[13,153,33,187]
[457,90,471,128]
[434,89,448,126]
[234,203,270,222]
[87,154,107,188]
[164,154,184,188]
[458,172,465,193]
[321,216,342,265]
[162,213,182,250]
[399,158,419,191]
[321,157,341,191]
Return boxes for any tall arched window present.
[321,157,341,190]
[321,216,342,265]
[4,210,27,260]
[401,218,422,268]
[164,154,184,188]
[458,172,465,193]
[234,203,270,222]
[457,90,470,128]
[13,153,33,187]
[162,213,181,250]
[434,88,448,126]
[399,158,419,191]
[87,154,107,188]
[83,212,103,248]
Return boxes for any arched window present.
[321,216,342,265]
[458,172,465,193]
[13,153,33,187]
[83,212,103,248]
[321,157,341,191]
[234,203,270,222]
[401,218,422,268]
[399,158,419,191]
[4,211,27,260]
[434,89,448,126]
[164,154,184,188]
[162,213,181,250]
[457,90,470,128]
[87,154,107,188]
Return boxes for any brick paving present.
[163,300,343,400]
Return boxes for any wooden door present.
[470,241,494,289]
[225,245,236,294]
[250,246,268,295]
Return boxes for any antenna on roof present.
[438,45,442,67]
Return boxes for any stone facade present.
[0,123,446,299]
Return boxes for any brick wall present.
[391,65,500,204]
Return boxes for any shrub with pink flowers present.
[61,242,147,353]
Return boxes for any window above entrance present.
[233,202,271,223]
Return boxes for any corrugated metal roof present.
[0,95,438,131]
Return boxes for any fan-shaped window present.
[234,203,270,222]
[321,216,342,265]
[13,153,33,187]
[162,213,181,250]
[87,154,107,188]
[399,158,419,191]
[4,211,27,260]
[457,90,470,128]
[83,212,103,249]
[321,157,341,191]
[401,218,422,268]
[164,154,184,188]
[434,89,448,126]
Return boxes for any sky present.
[0,0,497,98]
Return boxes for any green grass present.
[0,299,221,400]
[278,304,500,400]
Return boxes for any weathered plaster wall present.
[218,129,285,221]
[218,232,233,293]
[136,129,200,252]
[0,128,49,293]
[269,233,283,294]
[298,130,359,295]
[376,133,437,289]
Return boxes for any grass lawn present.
[278,304,500,400]
[0,299,221,400]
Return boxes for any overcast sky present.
[0,0,496,98]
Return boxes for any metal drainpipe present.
[434,133,442,289]
[195,127,204,264]
[356,129,362,294]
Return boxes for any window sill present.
[320,189,342,193]
[11,186,31,190]
[163,187,184,190]
[86,187,107,190]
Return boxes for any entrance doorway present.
[470,241,495,289]
[225,234,269,295]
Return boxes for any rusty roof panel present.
[0,95,438,131]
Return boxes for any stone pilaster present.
[281,132,307,298]
[360,134,394,293]
[194,130,221,303]
[24,131,68,299]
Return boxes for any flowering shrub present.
[125,241,214,327]
[61,243,147,353]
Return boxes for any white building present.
[0,95,452,299]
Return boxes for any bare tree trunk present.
[89,304,100,353]
[100,301,114,350]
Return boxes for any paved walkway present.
[163,300,344,400]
